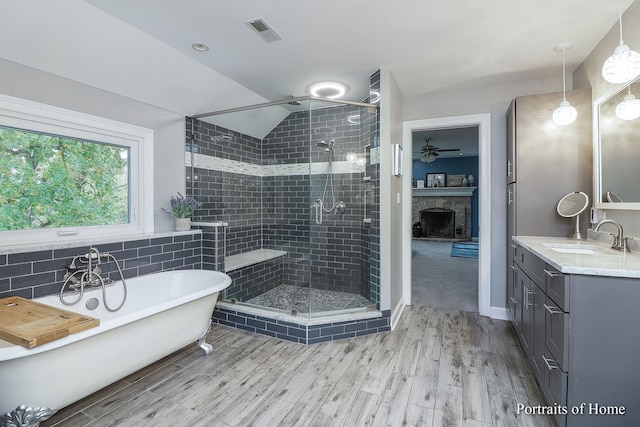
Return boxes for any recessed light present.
[192,43,209,52]
[309,82,348,99]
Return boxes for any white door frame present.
[402,114,491,317]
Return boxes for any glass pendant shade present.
[553,100,578,125]
[420,153,436,163]
[552,43,577,126]
[615,90,640,120]
[602,42,640,84]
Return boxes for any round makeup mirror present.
[557,191,589,239]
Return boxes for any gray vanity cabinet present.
[511,243,640,427]
[505,90,592,324]
[512,245,547,387]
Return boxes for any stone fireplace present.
[412,193,472,240]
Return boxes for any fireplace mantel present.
[413,187,476,197]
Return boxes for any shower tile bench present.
[223,248,287,272]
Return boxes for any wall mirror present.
[594,74,640,210]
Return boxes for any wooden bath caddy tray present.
[0,296,99,348]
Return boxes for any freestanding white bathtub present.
[0,269,231,416]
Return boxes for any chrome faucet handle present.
[622,237,633,253]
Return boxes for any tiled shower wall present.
[263,105,370,296]
[0,233,202,300]
[187,100,379,303]
[368,70,381,304]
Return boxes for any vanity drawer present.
[545,264,569,311]
[515,245,546,289]
[542,347,568,427]
[544,296,569,371]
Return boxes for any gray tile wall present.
[187,119,263,258]
[263,105,372,298]
[225,258,284,302]
[0,233,202,300]
[368,70,381,304]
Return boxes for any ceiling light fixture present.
[191,43,209,52]
[309,82,347,99]
[602,0,640,84]
[422,152,437,163]
[615,86,640,120]
[552,43,578,126]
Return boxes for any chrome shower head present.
[317,139,335,152]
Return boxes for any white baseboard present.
[490,306,510,321]
[390,299,406,330]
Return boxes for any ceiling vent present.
[246,17,283,43]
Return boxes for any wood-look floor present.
[42,306,555,427]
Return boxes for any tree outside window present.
[0,126,129,231]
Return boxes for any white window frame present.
[0,94,154,247]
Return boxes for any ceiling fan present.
[419,138,460,163]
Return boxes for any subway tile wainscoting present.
[0,232,202,299]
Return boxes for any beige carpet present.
[411,240,478,312]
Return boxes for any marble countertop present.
[513,235,640,278]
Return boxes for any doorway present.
[410,126,479,311]
[402,114,491,317]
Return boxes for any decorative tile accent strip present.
[188,152,365,177]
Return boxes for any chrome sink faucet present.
[594,219,631,252]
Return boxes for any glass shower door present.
[308,99,376,316]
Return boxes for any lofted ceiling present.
[0,0,635,123]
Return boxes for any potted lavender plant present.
[163,192,202,231]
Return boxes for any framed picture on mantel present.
[426,172,446,187]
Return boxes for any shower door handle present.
[313,199,323,224]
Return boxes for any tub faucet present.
[594,219,631,252]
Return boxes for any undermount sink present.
[542,242,614,255]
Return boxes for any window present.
[0,94,154,246]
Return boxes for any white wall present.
[379,69,405,321]
[403,77,564,308]
[573,0,640,237]
[0,59,185,232]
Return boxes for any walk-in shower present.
[186,95,379,320]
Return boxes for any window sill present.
[0,230,201,256]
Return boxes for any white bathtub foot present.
[1,405,56,427]
[197,319,214,355]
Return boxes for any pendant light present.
[602,0,640,84]
[615,86,640,120]
[553,43,578,126]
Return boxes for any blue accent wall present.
[413,157,479,238]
